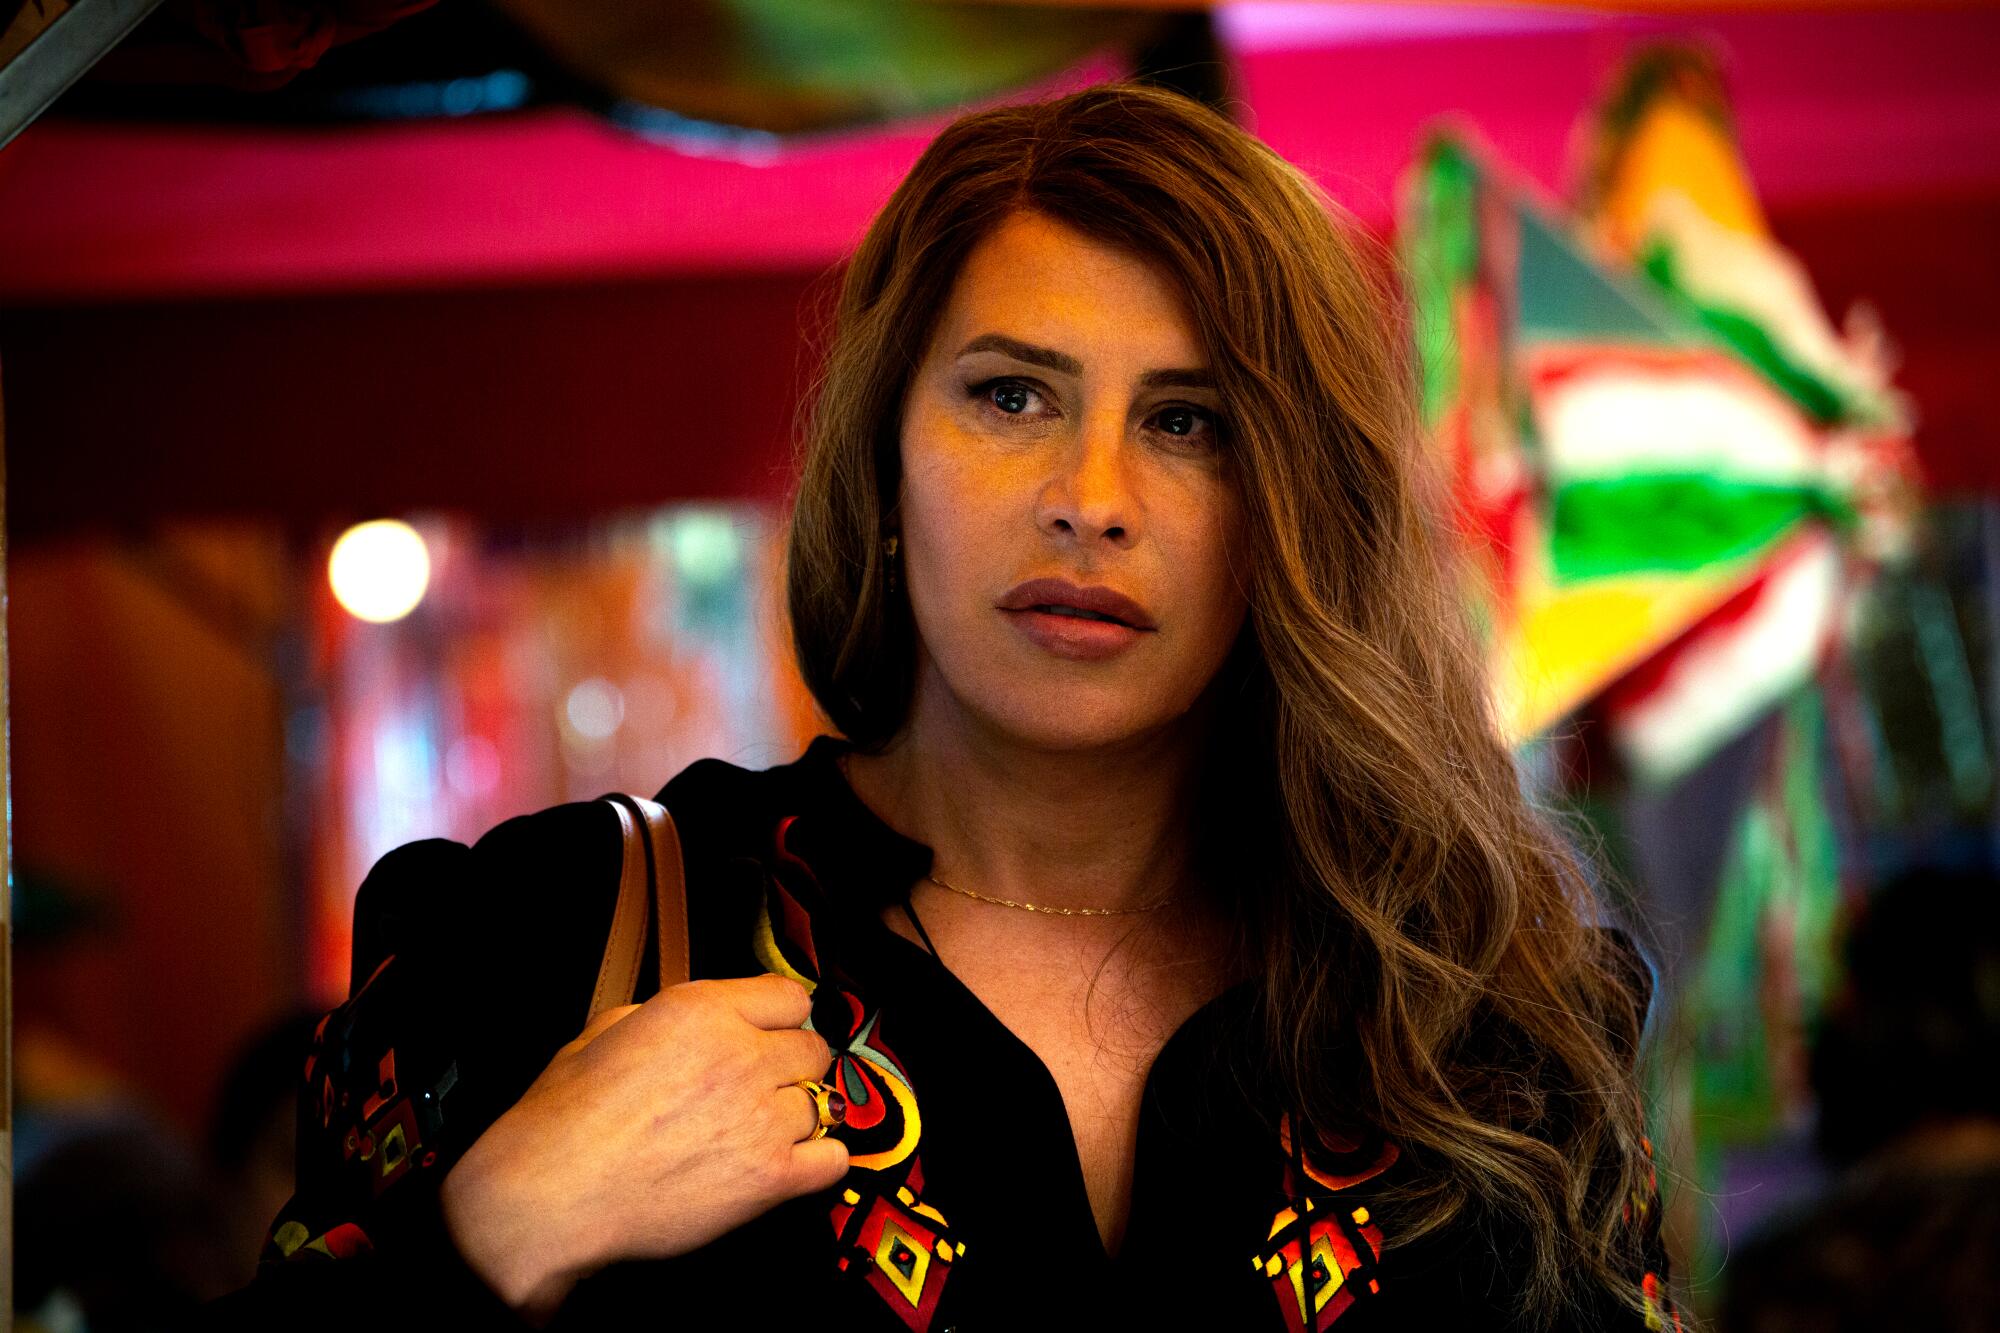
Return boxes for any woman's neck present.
[840,682,1206,915]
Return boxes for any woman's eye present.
[970,378,1048,419]
[1149,405,1221,446]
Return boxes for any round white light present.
[564,677,626,741]
[328,520,431,624]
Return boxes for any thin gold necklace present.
[923,872,1176,917]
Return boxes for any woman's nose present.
[1036,413,1135,546]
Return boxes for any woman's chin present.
[913,643,1209,756]
[962,688,1196,756]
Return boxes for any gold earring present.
[883,535,900,591]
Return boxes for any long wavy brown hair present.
[786,81,1655,1324]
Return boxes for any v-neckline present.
[858,903,1252,1265]
[787,735,1258,1263]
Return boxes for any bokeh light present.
[328,520,431,623]
[563,677,626,741]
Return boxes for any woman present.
[217,82,1673,1331]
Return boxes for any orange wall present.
[10,527,298,1135]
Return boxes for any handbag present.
[585,794,692,1023]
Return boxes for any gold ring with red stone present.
[794,1079,847,1141]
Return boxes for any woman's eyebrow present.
[956,333,1082,376]
[1137,367,1216,391]
[955,332,1214,390]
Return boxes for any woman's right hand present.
[438,973,847,1323]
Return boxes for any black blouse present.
[204,737,1675,1333]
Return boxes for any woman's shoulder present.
[339,738,861,1031]
[655,735,854,845]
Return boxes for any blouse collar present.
[776,735,937,913]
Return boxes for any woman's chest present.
[568,965,1412,1333]
[880,902,1225,1229]
[693,862,1406,1331]
[945,950,1204,1252]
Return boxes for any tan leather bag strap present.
[585,795,690,1026]
[587,799,651,1024]
[626,794,690,990]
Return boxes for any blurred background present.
[3,1,1997,1328]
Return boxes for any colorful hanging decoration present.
[1577,48,1920,784]
[488,0,1170,137]
[1401,44,1919,784]
[1578,47,1906,437]
[1686,689,1846,1164]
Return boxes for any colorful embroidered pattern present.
[757,815,960,1330]
[832,1164,963,1331]
[1632,1134,1682,1331]
[1252,1114,1399,1331]
[267,951,458,1264]
[823,991,922,1171]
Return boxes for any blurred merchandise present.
[1840,503,1999,848]
[302,505,819,999]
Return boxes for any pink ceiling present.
[1,5,1996,302]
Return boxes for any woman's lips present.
[997,578,1155,624]
[1001,607,1150,661]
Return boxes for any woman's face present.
[896,210,1248,753]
